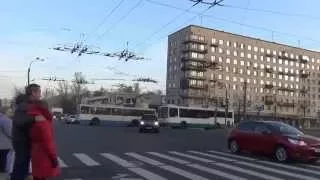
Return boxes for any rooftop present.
[170,24,320,55]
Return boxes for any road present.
[55,122,320,180]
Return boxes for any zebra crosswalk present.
[58,150,320,180]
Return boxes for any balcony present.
[182,46,208,54]
[299,55,308,63]
[181,64,206,71]
[299,87,309,94]
[264,84,274,89]
[180,79,205,89]
[181,55,207,62]
[266,53,274,58]
[299,71,309,78]
[184,36,207,45]
[210,42,219,47]
[278,102,295,107]
[265,68,273,73]
[278,87,295,92]
[185,73,206,80]
[278,71,296,77]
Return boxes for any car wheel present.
[139,128,143,133]
[229,139,240,153]
[275,146,288,162]
[91,118,100,126]
[154,129,160,133]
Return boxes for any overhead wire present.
[137,1,219,52]
[139,0,320,51]
[96,0,144,41]
[222,4,320,20]
[133,1,201,49]
[85,0,126,41]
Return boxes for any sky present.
[1,0,320,98]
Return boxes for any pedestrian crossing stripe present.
[58,150,320,180]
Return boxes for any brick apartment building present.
[166,25,320,128]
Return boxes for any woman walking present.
[28,100,60,180]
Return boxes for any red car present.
[228,121,320,162]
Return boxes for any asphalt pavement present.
[51,122,320,180]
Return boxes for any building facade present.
[166,25,320,128]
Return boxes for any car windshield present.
[269,123,303,135]
[142,114,156,121]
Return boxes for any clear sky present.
[1,0,320,98]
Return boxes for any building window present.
[226,41,231,46]
[267,49,271,54]
[279,75,282,80]
[239,69,243,74]
[233,67,236,73]
[218,74,222,79]
[267,57,270,62]
[212,38,217,44]
[247,70,251,75]
[261,80,264,85]
[285,60,288,65]
[247,61,251,67]
[260,56,264,61]
[219,57,223,62]
[273,58,276,63]
[247,53,252,59]
[233,51,238,56]
[260,88,264,93]
[279,59,282,64]
[240,78,244,82]
[260,64,265,69]
[233,42,237,48]
[253,63,258,68]
[253,79,257,84]
[254,71,257,76]
[233,59,237,65]
[219,39,224,45]
[219,48,223,53]
[226,66,229,72]
[211,56,216,62]
[248,45,252,51]
[211,47,215,52]
[226,49,230,55]
[233,77,237,82]
[290,61,294,66]
[260,72,264,77]
[260,48,264,53]
[273,50,277,56]
[240,43,244,49]
[254,55,257,60]
[240,52,244,57]
[226,58,230,64]
[254,46,258,52]
[226,76,230,81]
[240,61,245,66]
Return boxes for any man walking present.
[11,84,43,180]
[0,109,12,173]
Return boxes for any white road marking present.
[188,164,247,180]
[101,153,135,167]
[148,152,190,164]
[188,151,234,162]
[208,150,256,161]
[236,161,320,180]
[125,153,164,166]
[73,153,100,166]
[259,160,320,176]
[215,162,284,180]
[148,152,247,180]
[102,153,167,180]
[169,151,213,163]
[58,157,68,168]
[126,152,210,180]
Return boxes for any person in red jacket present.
[27,100,60,180]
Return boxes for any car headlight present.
[154,121,159,126]
[140,121,144,125]
[288,138,307,146]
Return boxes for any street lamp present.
[27,57,45,85]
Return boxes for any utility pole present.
[27,57,45,86]
[243,81,247,121]
[224,84,228,127]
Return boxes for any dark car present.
[65,115,80,124]
[228,121,320,162]
[139,114,160,133]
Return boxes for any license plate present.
[314,148,320,153]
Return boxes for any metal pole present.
[27,67,31,86]
[224,84,228,126]
[243,81,247,120]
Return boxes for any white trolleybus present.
[78,104,156,126]
[158,105,234,128]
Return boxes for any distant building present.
[82,92,164,109]
[166,25,320,128]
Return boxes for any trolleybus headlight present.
[154,121,159,126]
[140,121,145,125]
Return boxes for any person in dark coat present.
[28,100,60,180]
[11,84,44,180]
